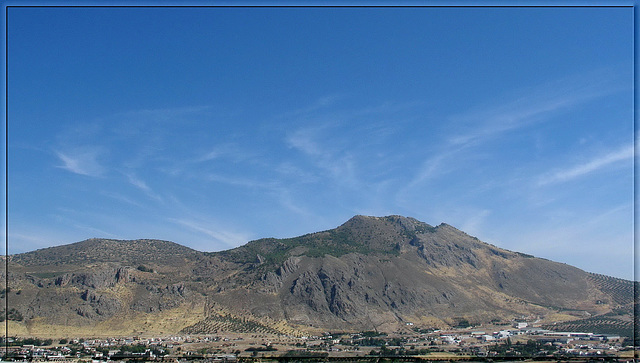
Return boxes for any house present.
[481,335,495,341]
[440,335,456,344]
[595,334,621,341]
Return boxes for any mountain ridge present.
[12,238,204,267]
[9,215,539,266]
[3,215,634,338]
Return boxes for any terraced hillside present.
[543,309,633,338]
[587,273,634,306]
[180,314,281,335]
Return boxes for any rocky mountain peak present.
[339,214,436,235]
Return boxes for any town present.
[2,320,636,362]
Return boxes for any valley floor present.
[2,325,636,362]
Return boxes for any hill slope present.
[12,238,203,266]
[3,215,633,337]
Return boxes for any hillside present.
[202,216,619,332]
[11,238,204,266]
[3,215,634,338]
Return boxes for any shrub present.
[137,265,154,273]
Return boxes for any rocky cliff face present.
[4,215,634,337]
[203,216,615,332]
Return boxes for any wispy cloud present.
[537,144,633,186]
[125,174,149,191]
[271,187,314,217]
[286,126,358,187]
[504,203,632,278]
[286,127,325,156]
[206,173,277,190]
[51,211,119,239]
[8,232,57,254]
[112,106,213,138]
[447,70,623,149]
[404,147,464,188]
[100,191,146,209]
[460,209,492,236]
[194,143,255,164]
[168,218,251,248]
[273,94,346,120]
[55,149,105,177]
[197,149,226,163]
[277,96,425,198]
[205,171,314,216]
[55,105,218,175]
[404,70,623,190]
[8,224,100,254]
[125,173,164,202]
[448,96,579,147]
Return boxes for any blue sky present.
[6,6,634,280]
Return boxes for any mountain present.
[2,215,634,338]
[11,238,204,266]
